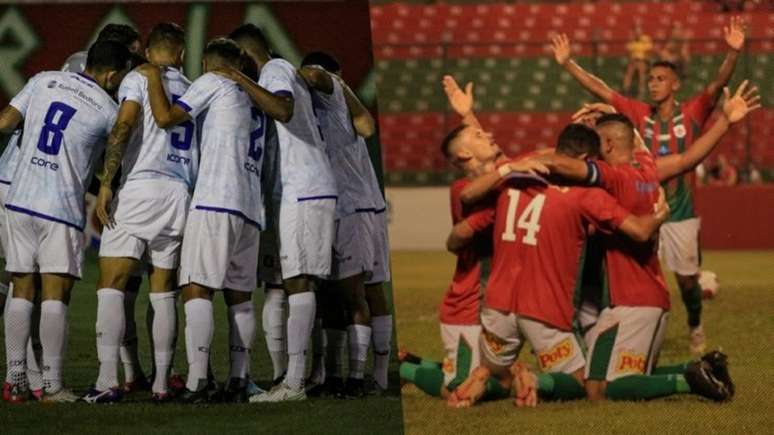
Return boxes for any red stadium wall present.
[695,186,774,249]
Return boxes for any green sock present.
[446,338,473,391]
[482,377,510,401]
[420,359,442,369]
[399,362,444,397]
[536,373,586,401]
[680,283,703,328]
[652,362,691,375]
[605,374,688,400]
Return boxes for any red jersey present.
[590,151,671,310]
[611,91,715,221]
[438,178,493,325]
[473,180,630,331]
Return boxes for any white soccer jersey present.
[118,67,198,189]
[0,131,22,185]
[314,78,386,218]
[176,73,265,228]
[258,58,336,202]
[61,51,87,74]
[5,71,117,230]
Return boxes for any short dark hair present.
[651,60,678,73]
[440,124,468,159]
[96,24,140,47]
[596,113,635,131]
[556,124,600,158]
[301,51,341,74]
[129,52,147,69]
[147,22,185,50]
[85,40,132,73]
[228,24,270,53]
[241,52,259,82]
[203,38,243,68]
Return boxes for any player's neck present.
[656,96,677,120]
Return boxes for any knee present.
[283,276,312,294]
[676,273,699,291]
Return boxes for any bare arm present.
[459,159,549,205]
[0,106,22,134]
[216,67,293,123]
[339,78,376,138]
[442,75,482,129]
[137,65,191,128]
[446,220,476,253]
[530,152,592,184]
[656,81,760,181]
[298,66,334,94]
[94,101,141,227]
[552,34,615,103]
[705,16,745,99]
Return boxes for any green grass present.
[0,251,404,435]
[392,250,774,435]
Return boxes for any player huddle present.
[400,16,758,407]
[0,22,392,404]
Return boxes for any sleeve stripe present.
[585,160,600,186]
[175,100,193,113]
[274,90,293,98]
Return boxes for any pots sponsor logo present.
[537,338,573,370]
[616,351,646,374]
[482,329,506,355]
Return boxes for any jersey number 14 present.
[501,189,546,246]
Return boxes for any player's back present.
[119,67,198,189]
[313,78,385,217]
[6,71,116,230]
[181,72,265,228]
[258,58,336,201]
[593,152,670,309]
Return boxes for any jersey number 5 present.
[36,101,77,155]
[501,189,546,246]
[170,94,194,151]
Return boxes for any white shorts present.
[517,317,585,374]
[5,211,84,278]
[99,180,190,270]
[479,307,524,370]
[178,210,260,292]
[440,323,482,386]
[278,199,335,280]
[366,209,391,285]
[585,306,669,382]
[658,217,701,276]
[0,182,9,259]
[331,212,375,280]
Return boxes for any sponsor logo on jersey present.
[615,351,646,374]
[167,153,190,164]
[482,329,506,355]
[30,156,59,171]
[442,357,455,375]
[537,338,574,370]
[673,124,687,139]
[244,161,260,176]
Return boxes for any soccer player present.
[0,131,21,309]
[445,123,671,407]
[80,23,196,404]
[0,40,131,402]
[297,52,393,396]
[135,37,271,403]
[227,24,338,402]
[62,24,142,73]
[551,16,746,353]
[523,83,758,402]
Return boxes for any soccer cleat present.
[178,388,210,404]
[307,376,345,398]
[249,382,306,403]
[689,325,707,355]
[222,378,249,403]
[42,388,79,403]
[31,389,45,401]
[344,378,367,399]
[3,383,29,403]
[123,376,152,394]
[684,360,732,402]
[701,350,735,397]
[151,391,175,404]
[80,387,123,404]
[246,377,266,397]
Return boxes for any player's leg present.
[38,273,77,402]
[258,226,288,384]
[180,283,214,400]
[306,284,327,390]
[366,282,393,392]
[120,269,149,392]
[4,273,36,402]
[147,265,177,401]
[316,282,347,397]
[337,272,371,397]
[659,219,705,354]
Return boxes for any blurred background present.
[370,0,774,250]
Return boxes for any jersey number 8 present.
[36,101,77,155]
[501,189,546,246]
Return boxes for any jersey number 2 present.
[501,189,546,246]
[248,107,265,161]
[36,102,77,155]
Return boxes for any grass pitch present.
[392,250,774,435]
[0,250,404,435]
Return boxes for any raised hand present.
[442,75,474,116]
[571,102,617,127]
[551,33,571,65]
[724,15,746,51]
[510,158,550,177]
[722,80,761,123]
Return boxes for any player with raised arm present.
[297,52,393,397]
[136,37,269,403]
[226,24,338,403]
[551,17,747,353]
[80,23,196,404]
[1,40,131,403]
